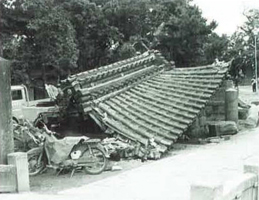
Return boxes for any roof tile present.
[61,51,230,152]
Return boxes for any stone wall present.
[186,80,233,138]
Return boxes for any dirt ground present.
[238,85,259,104]
[30,85,259,194]
[30,142,200,194]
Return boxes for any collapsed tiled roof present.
[61,51,229,151]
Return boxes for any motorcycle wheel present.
[27,147,45,176]
[81,147,107,175]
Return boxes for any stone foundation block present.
[8,152,30,192]
[207,121,238,136]
[0,164,16,193]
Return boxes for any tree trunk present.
[0,58,14,164]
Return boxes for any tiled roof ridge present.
[173,61,230,71]
[61,50,171,116]
[69,50,163,78]
[93,68,163,105]
[80,64,165,113]
[61,50,170,92]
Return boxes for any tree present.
[225,9,259,86]
[1,0,78,89]
[154,0,218,67]
[62,0,122,71]
[102,0,220,67]
[26,2,78,77]
[1,0,231,92]
[203,33,229,64]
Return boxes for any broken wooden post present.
[0,57,14,164]
[190,180,223,200]
[8,152,30,192]
[225,88,238,124]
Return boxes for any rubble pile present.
[13,120,44,152]
[245,104,259,128]
[101,136,163,160]
[13,119,162,161]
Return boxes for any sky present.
[191,0,259,36]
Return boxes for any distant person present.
[251,77,256,92]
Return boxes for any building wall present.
[186,80,233,138]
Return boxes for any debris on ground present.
[13,119,44,152]
[198,135,231,144]
[238,98,251,120]
[111,165,123,171]
[245,104,259,128]
[238,98,251,109]
[251,101,259,106]
[207,121,238,136]
[105,162,123,171]
[101,137,135,160]
[101,136,163,161]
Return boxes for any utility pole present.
[0,57,14,164]
[0,1,14,164]
[255,34,258,92]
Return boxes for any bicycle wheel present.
[27,147,45,176]
[81,147,107,175]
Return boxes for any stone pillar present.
[190,181,223,200]
[225,88,238,123]
[8,152,30,192]
[225,80,234,89]
[0,58,13,164]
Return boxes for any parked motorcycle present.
[27,124,109,177]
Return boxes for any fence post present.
[244,158,259,200]
[190,180,223,200]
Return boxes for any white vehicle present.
[11,85,57,123]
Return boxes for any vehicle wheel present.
[81,147,107,175]
[27,147,45,176]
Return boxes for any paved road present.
[2,126,259,200]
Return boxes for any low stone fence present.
[191,158,259,200]
[0,152,30,193]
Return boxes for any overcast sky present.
[191,0,259,36]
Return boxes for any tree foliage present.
[1,0,230,87]
[226,9,259,85]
